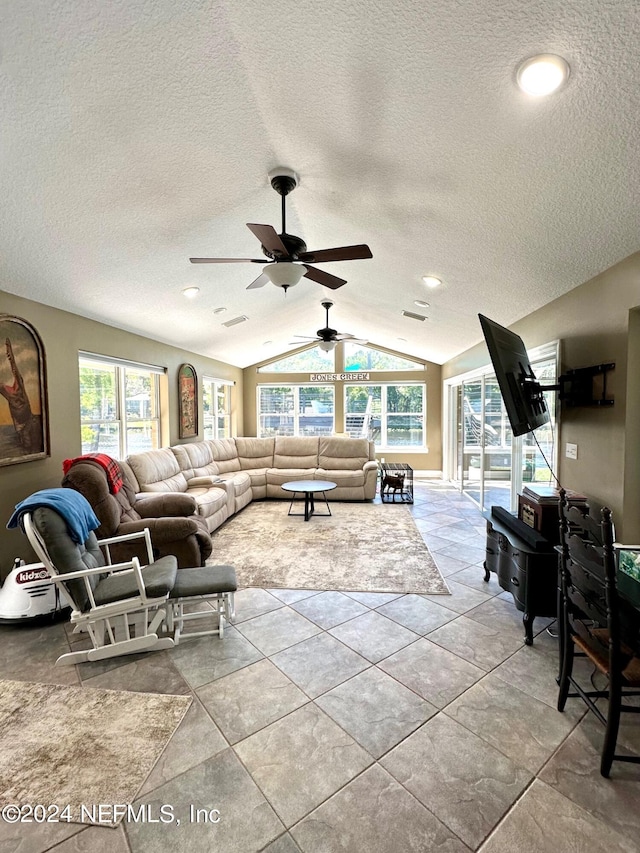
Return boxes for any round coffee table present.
[282,480,337,522]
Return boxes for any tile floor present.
[2,480,640,853]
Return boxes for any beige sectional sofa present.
[126,436,378,533]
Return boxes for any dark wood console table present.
[482,510,557,645]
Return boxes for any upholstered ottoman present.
[168,564,237,639]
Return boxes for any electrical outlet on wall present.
[566,443,578,460]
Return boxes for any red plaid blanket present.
[62,453,124,494]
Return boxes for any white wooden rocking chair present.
[23,506,236,666]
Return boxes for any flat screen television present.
[478,314,550,437]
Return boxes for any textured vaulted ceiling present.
[2,1,639,368]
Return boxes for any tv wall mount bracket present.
[524,362,615,409]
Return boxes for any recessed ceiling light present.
[182,286,200,298]
[212,306,227,314]
[422,276,441,288]
[516,54,570,96]
[414,299,430,308]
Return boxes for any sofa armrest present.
[363,460,379,472]
[135,493,197,518]
[119,517,199,544]
[188,475,224,487]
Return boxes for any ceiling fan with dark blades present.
[290,300,367,351]
[190,168,373,292]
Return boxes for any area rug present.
[210,501,449,595]
[0,680,191,826]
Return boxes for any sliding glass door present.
[458,375,513,510]
[445,342,559,512]
[482,375,514,511]
[461,378,483,506]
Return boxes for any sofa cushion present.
[235,437,275,470]
[209,438,241,473]
[170,565,237,598]
[241,467,269,488]
[120,459,141,493]
[32,507,105,612]
[61,460,139,535]
[319,436,370,471]
[316,468,366,487]
[274,437,319,469]
[266,468,317,486]
[128,448,188,493]
[94,555,178,605]
[172,442,218,479]
[266,470,319,499]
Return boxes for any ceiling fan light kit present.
[318,340,337,352]
[263,262,304,290]
[189,168,372,292]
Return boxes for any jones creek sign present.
[309,373,370,382]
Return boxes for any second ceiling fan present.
[190,168,373,291]
[291,300,366,351]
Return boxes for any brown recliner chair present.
[62,458,213,568]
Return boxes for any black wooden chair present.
[557,490,640,776]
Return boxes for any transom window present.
[344,344,424,371]
[345,384,426,448]
[258,385,334,437]
[78,354,163,458]
[258,347,335,373]
[203,376,232,439]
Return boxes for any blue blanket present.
[7,488,100,544]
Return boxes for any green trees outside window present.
[79,357,161,458]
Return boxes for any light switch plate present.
[566,443,578,460]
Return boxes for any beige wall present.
[5,247,638,572]
[243,343,442,472]
[0,290,243,575]
[442,252,640,540]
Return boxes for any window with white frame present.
[345,383,426,447]
[203,376,232,439]
[258,385,335,437]
[78,354,163,458]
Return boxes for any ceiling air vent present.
[402,310,427,321]
[222,315,249,327]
